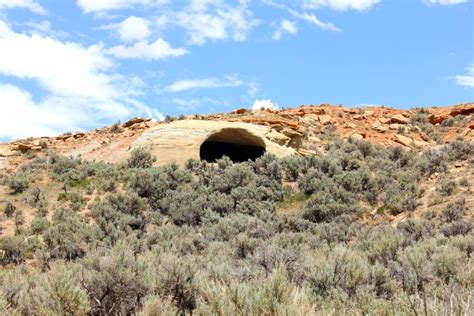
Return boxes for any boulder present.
[123,117,149,128]
[350,133,364,141]
[232,108,248,114]
[394,134,413,147]
[364,110,375,117]
[318,115,332,125]
[14,143,40,153]
[389,124,406,131]
[379,117,391,124]
[280,128,302,138]
[0,145,15,157]
[265,131,290,146]
[391,114,409,124]
[372,121,388,133]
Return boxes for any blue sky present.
[0,0,472,140]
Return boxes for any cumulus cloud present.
[273,19,298,40]
[0,0,46,14]
[454,64,474,88]
[77,0,169,13]
[0,20,161,139]
[290,10,342,32]
[165,76,244,92]
[252,99,279,110]
[423,0,468,5]
[106,39,188,60]
[302,0,380,11]
[116,16,151,42]
[175,0,259,45]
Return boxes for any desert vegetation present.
[0,138,473,315]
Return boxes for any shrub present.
[442,220,472,237]
[159,187,208,226]
[26,187,42,207]
[437,177,456,197]
[1,200,15,217]
[92,193,147,242]
[80,243,149,314]
[307,246,370,298]
[154,254,198,314]
[110,121,122,133]
[442,198,467,222]
[43,208,102,260]
[30,216,50,235]
[9,174,29,194]
[303,189,356,223]
[127,147,156,169]
[0,236,25,265]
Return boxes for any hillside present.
[0,102,473,315]
[1,102,473,170]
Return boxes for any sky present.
[0,0,472,140]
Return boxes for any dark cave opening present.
[200,128,266,162]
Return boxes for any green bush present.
[127,147,156,169]
[8,174,29,194]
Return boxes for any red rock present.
[391,114,409,124]
[233,108,247,114]
[123,117,149,127]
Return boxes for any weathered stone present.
[372,121,388,133]
[280,128,302,138]
[379,117,391,124]
[391,114,409,124]
[298,148,317,156]
[232,108,247,114]
[389,124,406,131]
[318,115,332,125]
[0,145,15,157]
[132,120,296,166]
[123,117,148,127]
[394,134,413,147]
[350,133,364,140]
[14,143,38,153]
[364,110,375,117]
[266,131,290,146]
[308,136,321,143]
[56,134,73,141]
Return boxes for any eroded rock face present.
[131,120,296,165]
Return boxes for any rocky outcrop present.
[131,120,296,166]
[123,117,150,128]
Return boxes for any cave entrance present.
[200,128,266,162]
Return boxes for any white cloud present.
[116,16,151,42]
[0,20,161,139]
[0,0,46,14]
[290,10,342,32]
[77,0,169,13]
[0,20,116,99]
[24,20,69,38]
[175,1,259,45]
[252,99,279,110]
[302,0,380,11]
[423,0,468,5]
[273,19,298,40]
[165,76,244,92]
[106,39,188,60]
[454,64,474,88]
